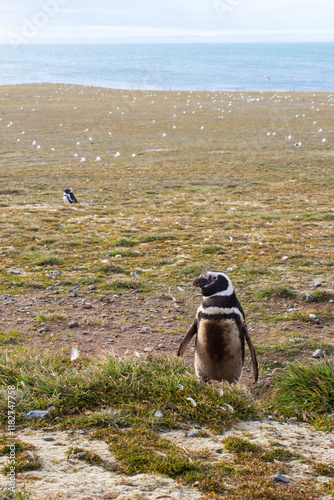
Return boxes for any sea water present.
[0,42,333,92]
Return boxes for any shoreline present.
[0,82,333,94]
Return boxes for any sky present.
[1,0,334,44]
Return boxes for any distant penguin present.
[177,271,258,384]
[63,187,78,204]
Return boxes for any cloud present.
[1,0,334,43]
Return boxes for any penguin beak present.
[193,276,210,288]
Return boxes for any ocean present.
[0,43,333,92]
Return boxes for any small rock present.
[24,410,50,422]
[107,338,114,344]
[69,321,79,329]
[77,429,85,435]
[140,327,150,334]
[135,288,143,293]
[313,349,325,358]
[306,295,315,302]
[194,425,202,430]
[133,271,142,277]
[215,448,223,453]
[274,474,290,484]
[186,432,197,438]
[314,283,322,288]
[71,290,79,298]
[75,452,87,459]
[154,411,164,418]
[43,437,55,442]
[83,303,92,309]
[315,324,324,329]
[88,284,97,290]
[158,344,166,349]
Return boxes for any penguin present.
[63,187,78,204]
[177,271,258,384]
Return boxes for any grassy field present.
[0,84,333,499]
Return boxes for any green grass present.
[36,312,69,323]
[258,286,297,299]
[0,349,259,431]
[0,331,24,346]
[273,359,334,417]
[224,436,300,462]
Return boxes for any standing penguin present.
[177,271,258,384]
[63,187,78,204]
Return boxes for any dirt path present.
[1,420,333,499]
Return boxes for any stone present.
[312,349,325,358]
[83,302,92,309]
[69,321,79,329]
[274,474,290,484]
[186,432,197,438]
[24,410,50,422]
[154,411,164,418]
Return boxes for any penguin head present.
[193,271,233,297]
[64,187,72,194]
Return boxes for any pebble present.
[158,344,166,349]
[154,411,164,418]
[43,437,55,442]
[274,474,290,484]
[312,349,325,358]
[69,321,79,329]
[186,432,197,438]
[24,410,50,421]
[83,302,92,309]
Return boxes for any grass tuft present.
[273,359,334,416]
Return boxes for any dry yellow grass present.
[0,83,333,367]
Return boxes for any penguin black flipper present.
[177,320,197,357]
[243,325,258,382]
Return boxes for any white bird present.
[80,157,86,162]
[115,152,121,157]
[322,138,327,143]
[95,156,101,161]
